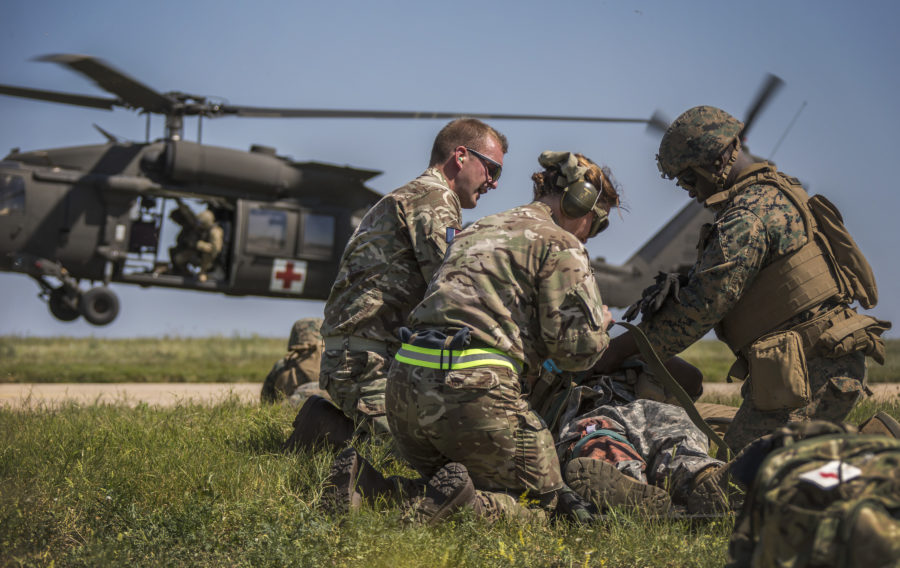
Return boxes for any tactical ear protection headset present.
[561,180,609,237]
[541,150,610,237]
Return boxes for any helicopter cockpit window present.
[0,174,25,215]
[245,207,297,256]
[300,213,336,259]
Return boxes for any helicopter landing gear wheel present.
[48,287,80,322]
[79,286,120,326]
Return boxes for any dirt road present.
[0,382,897,409]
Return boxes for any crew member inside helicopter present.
[167,199,224,283]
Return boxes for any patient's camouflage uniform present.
[260,318,324,403]
[386,201,609,520]
[638,163,866,450]
[550,370,724,506]
[320,169,462,432]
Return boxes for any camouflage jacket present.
[408,201,609,380]
[321,168,462,347]
[640,163,808,359]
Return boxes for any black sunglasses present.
[465,147,502,182]
[676,168,698,191]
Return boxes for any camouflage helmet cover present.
[656,106,743,179]
[288,317,324,351]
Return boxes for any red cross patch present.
[270,259,307,294]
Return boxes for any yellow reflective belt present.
[395,343,522,373]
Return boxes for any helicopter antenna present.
[198,115,203,144]
[770,100,806,159]
[92,123,120,143]
[145,113,151,142]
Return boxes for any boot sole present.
[565,458,671,515]
[422,463,476,526]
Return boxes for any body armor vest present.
[715,167,844,352]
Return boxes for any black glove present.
[623,272,688,322]
[554,485,594,525]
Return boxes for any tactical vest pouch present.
[807,194,878,308]
[817,307,891,365]
[747,330,809,411]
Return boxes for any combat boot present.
[281,395,355,453]
[859,411,900,439]
[322,447,400,514]
[565,458,672,515]
[686,463,743,514]
[414,462,478,526]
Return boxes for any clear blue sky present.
[1,0,898,339]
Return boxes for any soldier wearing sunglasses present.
[283,118,508,452]
[321,151,622,523]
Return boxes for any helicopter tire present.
[80,286,120,326]
[48,288,81,322]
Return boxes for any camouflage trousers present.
[385,360,563,521]
[726,351,867,451]
[558,399,723,504]
[319,349,391,436]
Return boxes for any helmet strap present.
[712,136,742,189]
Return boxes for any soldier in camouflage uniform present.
[287,119,508,449]
[375,151,620,522]
[596,105,888,452]
[260,318,325,403]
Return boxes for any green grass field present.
[1,336,897,384]
[1,337,897,566]
[1,397,896,567]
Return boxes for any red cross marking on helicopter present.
[275,262,304,289]
[270,259,307,294]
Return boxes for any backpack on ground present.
[727,421,900,567]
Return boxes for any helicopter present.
[0,53,660,326]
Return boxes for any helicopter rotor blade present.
[36,54,175,114]
[217,104,652,124]
[741,73,784,141]
[0,83,117,110]
[645,109,671,135]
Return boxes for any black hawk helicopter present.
[0,54,656,325]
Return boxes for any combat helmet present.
[656,106,743,185]
[288,317,323,351]
[197,209,216,230]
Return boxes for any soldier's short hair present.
[429,118,509,166]
[531,154,621,210]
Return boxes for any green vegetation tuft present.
[2,336,897,384]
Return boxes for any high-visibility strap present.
[395,343,522,373]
